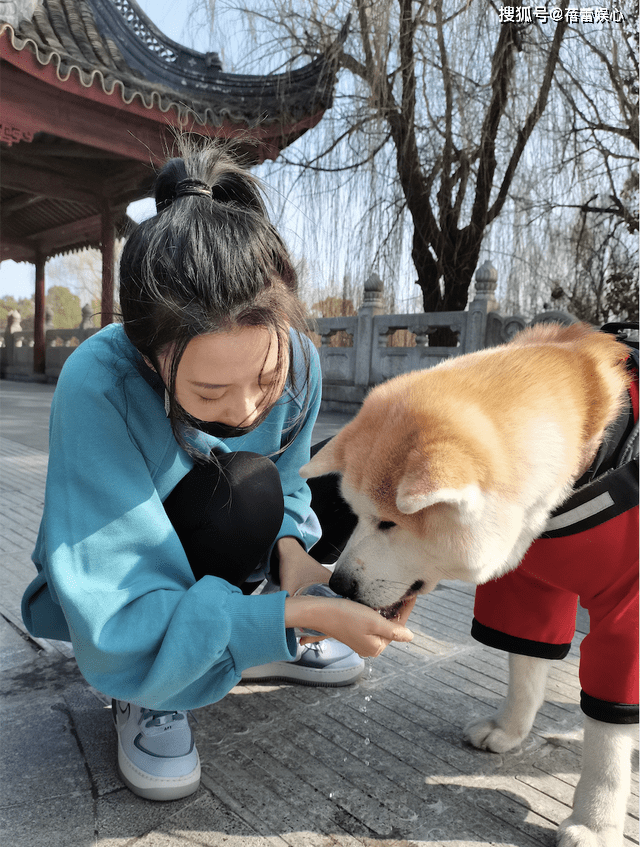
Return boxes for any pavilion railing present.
[1,263,576,407]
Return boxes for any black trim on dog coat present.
[471,618,572,660]
[580,692,639,725]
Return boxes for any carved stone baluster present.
[320,329,334,348]
[468,260,498,352]
[414,327,432,347]
[356,274,385,386]
[377,325,391,348]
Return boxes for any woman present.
[21,142,414,802]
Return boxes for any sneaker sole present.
[116,736,201,802]
[241,663,364,687]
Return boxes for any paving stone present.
[0,614,40,671]
[0,791,97,847]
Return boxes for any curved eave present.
[88,0,338,116]
[0,20,336,131]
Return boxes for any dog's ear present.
[300,436,343,478]
[396,481,482,519]
[395,448,482,520]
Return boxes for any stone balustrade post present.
[6,309,22,334]
[2,310,25,376]
[5,309,23,348]
[355,273,385,386]
[79,303,95,331]
[467,260,498,352]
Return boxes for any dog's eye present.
[377,520,396,531]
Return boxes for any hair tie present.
[174,178,213,200]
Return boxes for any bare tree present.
[197,1,637,330]
[46,246,123,319]
[485,1,638,324]
[550,210,639,323]
[201,2,577,326]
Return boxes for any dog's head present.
[301,396,537,615]
[301,323,630,615]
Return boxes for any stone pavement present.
[0,378,637,847]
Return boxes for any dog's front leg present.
[557,717,636,847]
[464,653,550,752]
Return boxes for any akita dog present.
[302,322,638,846]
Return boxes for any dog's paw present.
[463,716,525,753]
[557,819,619,847]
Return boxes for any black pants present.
[162,443,357,592]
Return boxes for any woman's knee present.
[163,451,284,584]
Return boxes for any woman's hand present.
[276,536,334,596]
[284,593,415,659]
[277,536,415,658]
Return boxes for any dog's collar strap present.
[543,458,638,538]
[578,323,639,487]
[575,392,635,489]
[548,329,639,538]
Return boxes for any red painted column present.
[33,253,46,374]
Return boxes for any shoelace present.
[139,708,185,728]
[302,640,326,656]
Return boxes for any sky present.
[0,1,223,300]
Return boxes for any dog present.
[301,322,638,846]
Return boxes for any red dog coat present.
[473,350,638,725]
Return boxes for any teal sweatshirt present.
[22,323,322,710]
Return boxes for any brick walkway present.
[0,378,637,846]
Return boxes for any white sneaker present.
[112,700,200,801]
[241,638,365,686]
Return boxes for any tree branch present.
[486,2,570,225]
[467,13,520,236]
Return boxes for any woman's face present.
[158,326,288,427]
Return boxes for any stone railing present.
[1,305,99,381]
[311,262,576,412]
[1,264,576,399]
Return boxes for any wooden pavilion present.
[0,0,341,373]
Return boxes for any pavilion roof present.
[0,0,342,263]
[4,0,340,136]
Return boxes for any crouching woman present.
[21,143,413,801]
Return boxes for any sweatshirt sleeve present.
[39,356,296,711]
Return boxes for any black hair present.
[119,140,310,456]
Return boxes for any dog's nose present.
[329,571,358,600]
